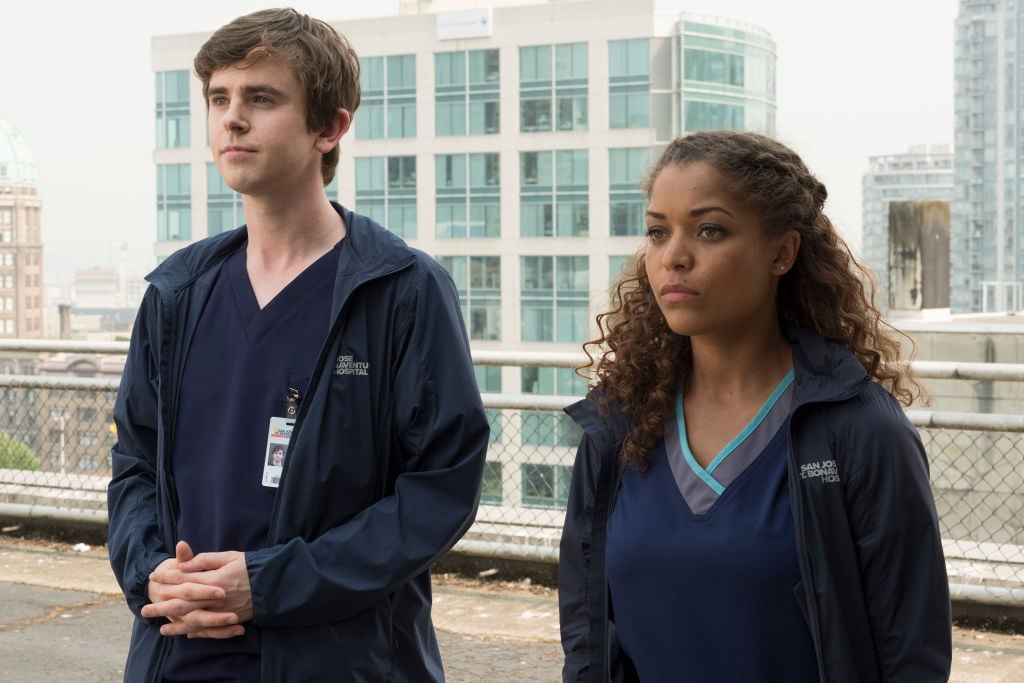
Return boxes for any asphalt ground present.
[0,534,1022,682]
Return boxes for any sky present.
[0,0,959,285]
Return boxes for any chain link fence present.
[1,346,1023,606]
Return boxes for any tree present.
[0,431,42,470]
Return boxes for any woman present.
[559,131,951,682]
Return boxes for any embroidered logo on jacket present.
[334,354,370,376]
[799,460,841,484]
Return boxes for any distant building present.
[0,119,44,338]
[952,0,1024,312]
[861,144,953,310]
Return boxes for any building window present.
[520,255,589,342]
[157,164,191,241]
[480,461,503,504]
[357,55,416,139]
[0,209,11,224]
[155,70,190,148]
[436,153,500,238]
[206,163,244,236]
[355,156,416,238]
[609,38,650,129]
[521,366,586,447]
[520,151,588,237]
[436,49,500,136]
[473,364,503,446]
[521,463,571,508]
[684,48,745,86]
[609,147,651,236]
[609,255,631,289]
[438,256,501,340]
[684,100,744,131]
[519,43,587,133]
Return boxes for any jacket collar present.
[568,323,870,445]
[145,202,416,297]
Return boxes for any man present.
[107,9,489,682]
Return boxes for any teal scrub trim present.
[677,369,795,495]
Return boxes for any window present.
[609,148,651,236]
[521,256,589,342]
[521,463,572,508]
[684,49,745,86]
[155,70,190,148]
[520,43,587,133]
[480,461,503,504]
[520,151,588,237]
[0,209,11,224]
[684,100,744,131]
[609,39,650,129]
[473,365,503,447]
[355,156,417,238]
[436,153,500,238]
[436,49,500,136]
[521,367,586,447]
[357,55,416,139]
[157,164,191,241]
[206,163,244,236]
[438,256,501,340]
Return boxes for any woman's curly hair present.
[581,131,922,471]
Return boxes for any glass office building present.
[952,0,1024,312]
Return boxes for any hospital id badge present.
[262,416,293,488]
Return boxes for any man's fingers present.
[147,581,226,605]
[177,551,233,573]
[156,608,241,636]
[186,625,246,640]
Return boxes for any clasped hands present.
[142,540,253,639]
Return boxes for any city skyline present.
[0,0,957,284]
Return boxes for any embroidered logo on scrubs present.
[799,460,841,485]
[334,354,370,376]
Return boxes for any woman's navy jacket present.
[107,205,489,682]
[559,324,952,682]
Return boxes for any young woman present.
[559,131,951,682]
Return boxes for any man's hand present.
[142,540,251,639]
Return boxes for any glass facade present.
[206,163,244,236]
[520,255,589,342]
[609,147,652,236]
[520,150,589,237]
[608,38,650,129]
[354,156,417,238]
[155,70,190,148]
[521,366,586,449]
[679,22,776,134]
[357,55,416,139]
[520,43,588,132]
[157,163,191,241]
[436,153,500,238]
[437,255,501,340]
[436,49,500,136]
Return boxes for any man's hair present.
[194,7,361,185]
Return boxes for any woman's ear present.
[771,230,801,276]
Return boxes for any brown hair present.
[194,7,361,185]
[582,130,921,470]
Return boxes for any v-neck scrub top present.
[605,373,819,682]
[163,242,336,682]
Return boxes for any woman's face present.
[643,161,798,340]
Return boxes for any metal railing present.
[0,341,1022,607]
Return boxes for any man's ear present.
[315,108,351,153]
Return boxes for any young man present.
[107,9,489,682]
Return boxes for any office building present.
[0,118,44,339]
[953,0,1024,312]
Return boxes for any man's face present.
[206,57,321,199]
[272,449,284,466]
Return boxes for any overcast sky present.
[0,0,958,284]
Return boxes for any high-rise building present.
[152,0,776,345]
[861,144,953,310]
[0,119,44,339]
[952,0,1024,313]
